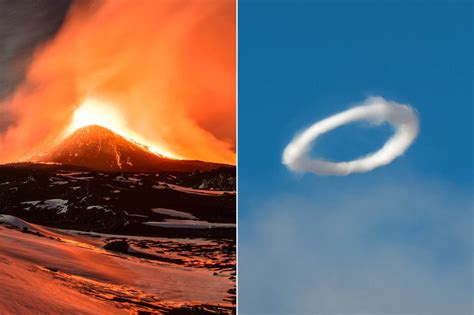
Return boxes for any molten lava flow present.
[67,99,126,135]
[66,98,180,159]
[0,0,235,164]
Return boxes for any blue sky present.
[238,1,472,314]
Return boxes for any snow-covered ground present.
[151,207,198,219]
[35,199,69,214]
[165,183,236,196]
[144,219,236,229]
[0,215,234,314]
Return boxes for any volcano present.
[33,125,227,172]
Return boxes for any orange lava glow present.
[0,0,235,164]
[66,98,181,159]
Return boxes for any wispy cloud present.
[239,177,473,314]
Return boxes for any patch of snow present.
[21,201,41,206]
[166,183,234,196]
[58,171,89,176]
[152,184,167,190]
[87,205,102,210]
[71,176,93,180]
[151,208,197,220]
[124,211,148,218]
[143,219,235,229]
[52,181,68,185]
[62,229,217,245]
[87,206,112,213]
[37,199,69,214]
[0,215,63,239]
[0,215,31,229]
[21,176,37,184]
[115,176,134,183]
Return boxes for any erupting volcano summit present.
[33,125,226,172]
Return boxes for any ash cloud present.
[0,0,71,132]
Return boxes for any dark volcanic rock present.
[0,163,236,240]
[104,240,129,252]
[163,167,236,191]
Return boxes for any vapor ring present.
[282,97,419,176]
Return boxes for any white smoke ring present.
[282,97,419,176]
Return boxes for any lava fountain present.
[66,98,180,159]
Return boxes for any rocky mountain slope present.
[0,163,235,239]
[33,125,229,172]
